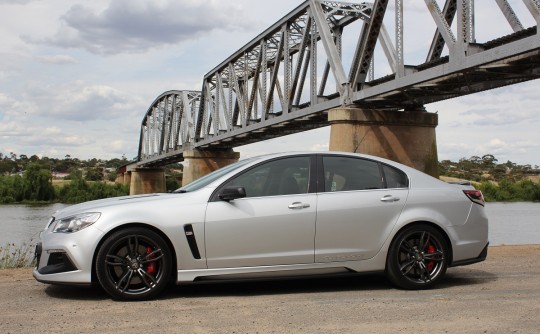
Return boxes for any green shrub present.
[477,179,540,202]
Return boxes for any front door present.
[205,156,316,268]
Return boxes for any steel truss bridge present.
[138,0,540,167]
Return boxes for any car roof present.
[242,151,405,167]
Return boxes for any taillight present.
[463,190,485,206]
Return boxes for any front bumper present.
[33,225,104,285]
[34,242,77,274]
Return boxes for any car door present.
[205,156,317,268]
[315,155,409,262]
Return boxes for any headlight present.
[53,213,101,233]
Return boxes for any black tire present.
[386,225,449,290]
[96,227,172,300]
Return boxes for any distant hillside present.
[439,154,539,183]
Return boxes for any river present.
[0,202,538,246]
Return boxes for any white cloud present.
[18,81,144,121]
[0,0,37,4]
[27,0,250,55]
[36,54,77,64]
[311,143,329,151]
[0,92,14,107]
[0,120,23,136]
[0,92,36,117]
[0,52,28,80]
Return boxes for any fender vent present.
[184,224,201,259]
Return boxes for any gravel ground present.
[1,245,539,333]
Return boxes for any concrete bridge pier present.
[129,168,166,195]
[182,149,240,186]
[328,107,439,177]
[119,171,131,186]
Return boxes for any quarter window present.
[382,164,409,188]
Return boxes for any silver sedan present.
[34,152,488,300]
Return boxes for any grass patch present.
[0,241,36,269]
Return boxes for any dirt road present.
[1,245,539,333]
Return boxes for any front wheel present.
[386,225,449,289]
[96,227,172,300]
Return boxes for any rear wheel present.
[386,225,449,289]
[96,227,171,300]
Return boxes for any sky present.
[0,0,539,167]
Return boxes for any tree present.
[481,154,497,169]
[85,167,104,181]
[107,171,118,182]
[0,159,18,175]
[22,163,55,201]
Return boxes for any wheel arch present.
[386,221,454,268]
[91,223,178,284]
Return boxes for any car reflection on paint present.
[33,152,488,300]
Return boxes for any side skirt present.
[176,254,388,283]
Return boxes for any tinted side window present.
[322,156,383,192]
[223,157,310,198]
[382,164,409,188]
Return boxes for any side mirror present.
[218,186,246,202]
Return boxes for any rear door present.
[315,155,409,262]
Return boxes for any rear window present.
[322,156,383,192]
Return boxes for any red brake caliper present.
[146,246,156,274]
[426,244,436,272]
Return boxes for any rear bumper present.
[450,242,488,267]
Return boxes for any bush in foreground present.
[0,242,36,269]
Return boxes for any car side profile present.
[34,152,488,300]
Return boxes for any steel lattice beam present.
[138,0,540,167]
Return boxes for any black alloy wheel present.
[96,227,172,300]
[386,225,449,289]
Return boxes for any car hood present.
[53,193,183,219]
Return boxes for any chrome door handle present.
[381,195,400,202]
[288,202,310,209]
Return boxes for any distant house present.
[52,172,70,179]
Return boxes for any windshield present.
[175,157,257,193]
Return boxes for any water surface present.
[486,202,540,246]
[0,203,68,246]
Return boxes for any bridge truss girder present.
[138,0,540,167]
[138,90,200,165]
